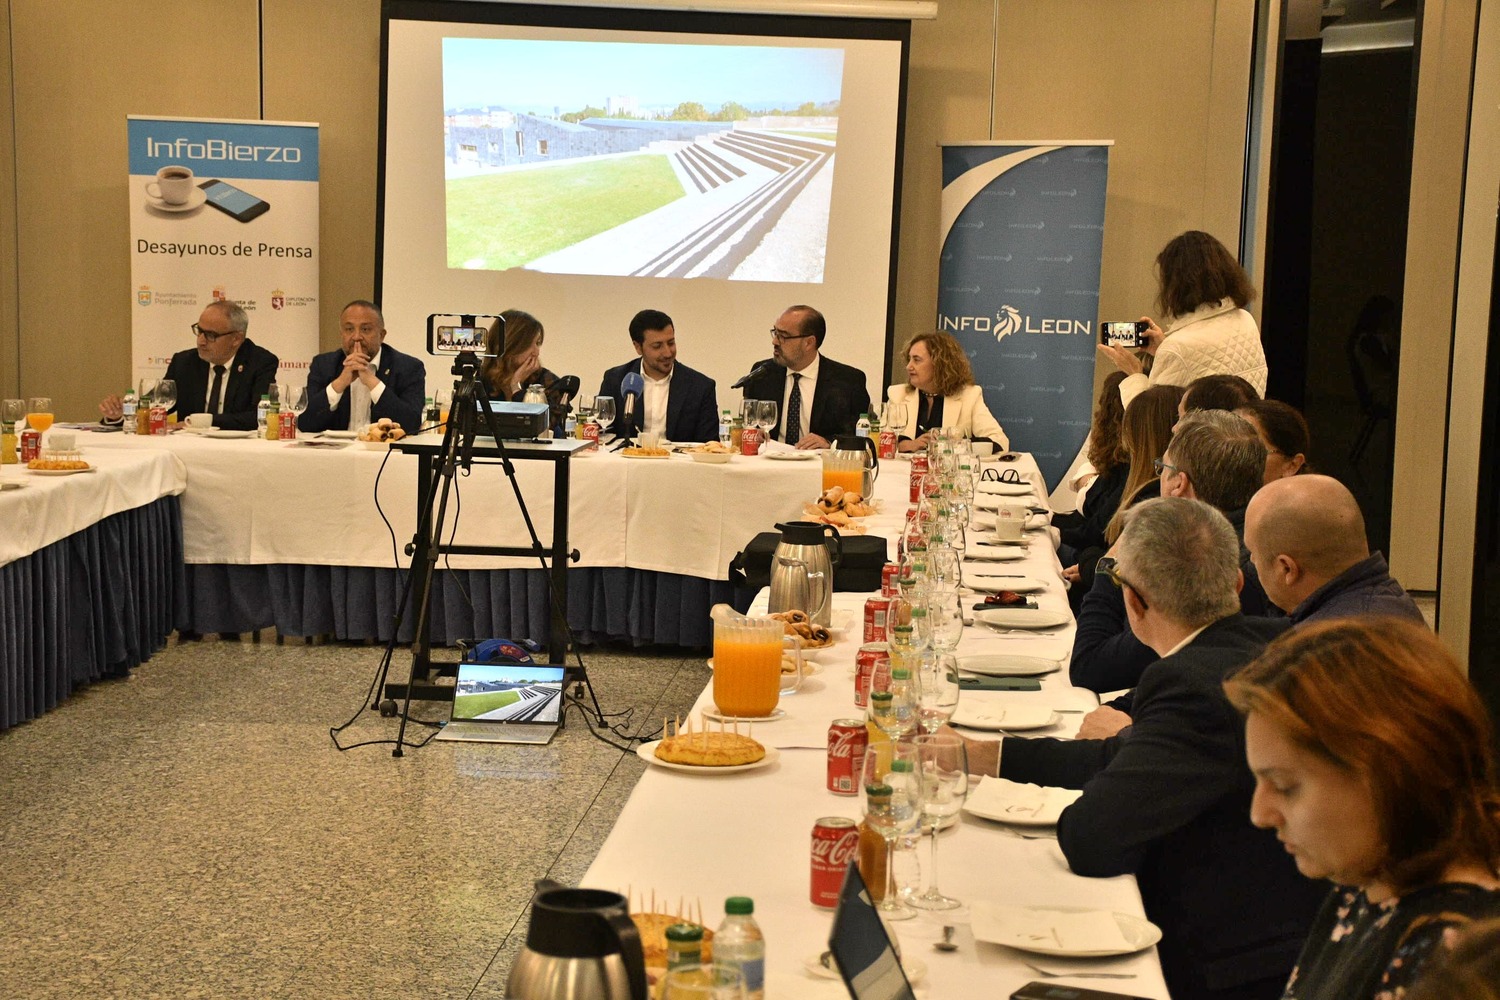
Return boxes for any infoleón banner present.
[937,142,1111,488]
[127,116,320,388]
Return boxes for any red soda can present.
[149,405,167,436]
[854,642,889,708]
[582,421,600,450]
[909,453,929,503]
[740,424,761,456]
[881,562,901,597]
[878,426,897,460]
[827,720,868,795]
[279,409,296,440]
[20,429,41,463]
[863,596,890,643]
[811,817,861,907]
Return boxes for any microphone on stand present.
[620,372,644,443]
[553,375,581,410]
[731,360,774,390]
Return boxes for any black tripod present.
[368,351,604,756]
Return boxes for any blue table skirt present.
[182,564,735,649]
[1,496,186,731]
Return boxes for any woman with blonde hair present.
[479,309,566,434]
[1225,618,1500,1000]
[885,331,1008,451]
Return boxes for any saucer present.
[145,187,207,213]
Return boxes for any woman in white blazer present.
[1099,230,1268,410]
[885,331,1009,452]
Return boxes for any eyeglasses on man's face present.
[1152,458,1179,476]
[770,327,816,342]
[191,323,239,344]
[1096,556,1146,606]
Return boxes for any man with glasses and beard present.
[740,305,871,449]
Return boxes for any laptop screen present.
[828,861,916,1000]
[451,663,566,724]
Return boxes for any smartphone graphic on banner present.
[198,179,270,222]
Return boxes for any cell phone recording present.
[428,314,502,357]
[1100,320,1149,349]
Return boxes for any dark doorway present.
[1467,206,1500,732]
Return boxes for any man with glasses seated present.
[98,300,278,431]
[740,305,871,450]
[299,299,426,436]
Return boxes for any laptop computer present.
[828,861,917,1000]
[432,662,566,745]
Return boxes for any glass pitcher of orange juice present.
[711,612,792,718]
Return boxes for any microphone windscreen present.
[555,374,581,404]
[621,371,645,396]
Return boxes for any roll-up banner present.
[127,116,320,387]
[937,141,1111,488]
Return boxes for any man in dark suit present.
[98,299,279,431]
[596,309,718,442]
[740,305,870,449]
[299,300,426,435]
[961,498,1324,1000]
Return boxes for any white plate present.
[973,608,1070,630]
[970,902,1162,957]
[950,705,1060,730]
[25,465,96,476]
[688,451,733,464]
[635,739,781,773]
[804,953,927,984]
[700,706,788,723]
[974,493,1036,509]
[957,654,1062,677]
[705,658,822,678]
[966,576,1045,594]
[764,450,817,461]
[204,430,257,439]
[963,777,1083,827]
[621,451,671,460]
[965,546,1026,562]
[320,430,358,439]
[144,187,208,213]
[977,480,1033,496]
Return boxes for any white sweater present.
[1118,298,1267,410]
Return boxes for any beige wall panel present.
[11,0,259,421]
[891,0,996,381]
[261,0,382,355]
[0,4,18,399]
[1390,0,1480,591]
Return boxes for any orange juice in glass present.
[822,467,863,494]
[26,397,53,435]
[712,616,783,717]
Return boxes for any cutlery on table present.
[1022,960,1137,980]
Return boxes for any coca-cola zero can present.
[811,816,861,908]
[854,643,889,709]
[827,719,868,795]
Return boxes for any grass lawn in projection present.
[447,154,686,269]
[453,690,522,717]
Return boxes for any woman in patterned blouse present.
[1225,618,1500,1000]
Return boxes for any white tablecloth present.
[583,452,1169,998]
[0,449,186,568]
[80,432,820,575]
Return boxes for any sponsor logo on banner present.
[138,286,153,306]
[271,289,285,310]
[212,285,228,302]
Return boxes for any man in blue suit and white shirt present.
[299,300,426,435]
[596,309,719,443]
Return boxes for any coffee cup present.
[993,501,1028,541]
[147,165,195,206]
[185,412,214,429]
[969,440,996,457]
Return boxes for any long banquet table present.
[582,453,1171,997]
[81,430,822,645]
[1,448,187,730]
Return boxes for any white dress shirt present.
[642,366,672,438]
[204,349,240,420]
[324,347,389,425]
[779,354,820,442]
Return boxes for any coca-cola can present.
[909,453,930,503]
[811,816,861,908]
[740,424,761,456]
[827,719,868,795]
[279,409,296,440]
[863,596,890,644]
[878,426,897,460]
[19,429,41,463]
[149,405,167,436]
[881,562,901,597]
[582,421,600,450]
[854,643,890,708]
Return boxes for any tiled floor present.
[0,635,708,999]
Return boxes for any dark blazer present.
[741,354,871,443]
[1004,615,1325,1000]
[596,359,719,442]
[299,342,427,435]
[163,339,280,431]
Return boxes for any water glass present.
[593,396,616,434]
[153,380,178,413]
[861,743,923,920]
[911,734,970,910]
[926,589,965,653]
[755,399,778,439]
[915,651,961,733]
[660,965,746,999]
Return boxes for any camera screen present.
[428,314,501,356]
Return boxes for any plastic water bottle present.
[121,389,138,434]
[715,897,765,999]
[856,412,871,438]
[719,408,732,447]
[256,394,270,436]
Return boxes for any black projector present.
[475,401,550,439]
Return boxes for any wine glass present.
[929,544,963,592]
[926,588,965,654]
[593,396,616,437]
[282,385,308,434]
[911,733,970,910]
[740,397,758,427]
[916,650,961,734]
[861,742,924,920]
[25,397,53,435]
[153,380,177,415]
[755,399,778,442]
[660,964,746,999]
[884,401,908,435]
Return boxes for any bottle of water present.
[856,412,871,438]
[719,408,732,447]
[256,394,270,436]
[715,897,765,999]
[121,389,138,434]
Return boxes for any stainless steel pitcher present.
[505,883,647,1000]
[766,520,843,627]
